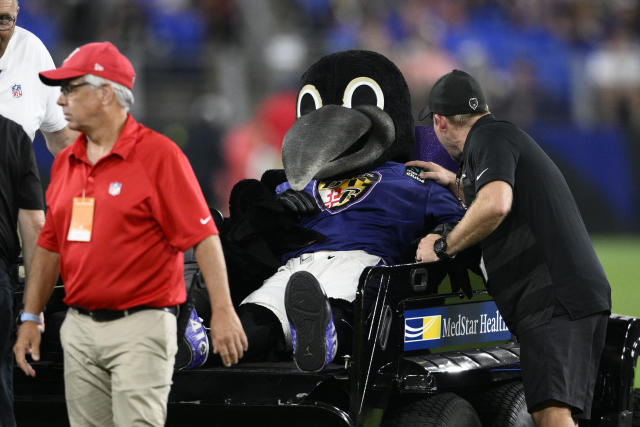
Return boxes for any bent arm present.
[416,180,513,262]
[42,126,78,156]
[17,209,45,275]
[445,180,513,254]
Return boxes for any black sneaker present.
[285,271,338,372]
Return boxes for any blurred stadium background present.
[19,0,639,379]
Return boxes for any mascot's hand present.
[276,189,320,216]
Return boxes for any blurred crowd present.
[21,0,640,231]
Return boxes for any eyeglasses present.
[60,82,91,96]
[0,15,16,31]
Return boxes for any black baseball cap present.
[418,69,487,120]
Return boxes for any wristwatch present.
[433,237,454,261]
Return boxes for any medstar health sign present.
[404,301,511,351]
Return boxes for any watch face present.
[434,238,448,259]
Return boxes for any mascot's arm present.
[262,169,319,216]
[221,172,325,304]
[276,190,319,215]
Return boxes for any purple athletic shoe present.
[177,308,210,370]
[285,271,338,372]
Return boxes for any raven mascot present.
[204,50,469,371]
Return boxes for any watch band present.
[20,312,40,323]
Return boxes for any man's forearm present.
[23,246,60,314]
[446,181,512,255]
[193,234,248,366]
[194,235,234,310]
[17,209,45,275]
[42,126,78,156]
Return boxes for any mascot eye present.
[343,77,384,110]
[297,84,323,118]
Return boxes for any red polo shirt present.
[38,115,217,310]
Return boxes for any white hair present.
[83,74,134,112]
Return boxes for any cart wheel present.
[469,381,534,427]
[632,388,639,427]
[382,392,481,427]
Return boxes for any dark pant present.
[519,312,608,419]
[236,303,288,362]
[233,300,353,364]
[0,270,16,427]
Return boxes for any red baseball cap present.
[39,41,136,90]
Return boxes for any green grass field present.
[591,235,640,389]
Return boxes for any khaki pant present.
[60,308,177,427]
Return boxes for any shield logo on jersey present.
[108,182,122,196]
[11,84,22,98]
[316,172,381,214]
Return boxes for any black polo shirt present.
[0,114,44,270]
[460,114,611,335]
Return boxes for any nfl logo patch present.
[108,182,122,196]
[11,84,22,98]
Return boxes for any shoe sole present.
[285,271,331,373]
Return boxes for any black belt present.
[72,305,178,322]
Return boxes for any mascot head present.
[283,50,414,190]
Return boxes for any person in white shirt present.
[0,0,77,155]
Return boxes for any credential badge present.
[108,182,122,196]
[469,97,478,110]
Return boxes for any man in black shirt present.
[408,70,611,427]
[0,114,44,427]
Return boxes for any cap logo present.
[63,48,80,64]
[94,63,104,71]
[469,97,479,110]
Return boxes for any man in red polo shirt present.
[13,41,247,426]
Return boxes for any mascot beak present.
[282,104,395,191]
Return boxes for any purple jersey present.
[277,162,464,264]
